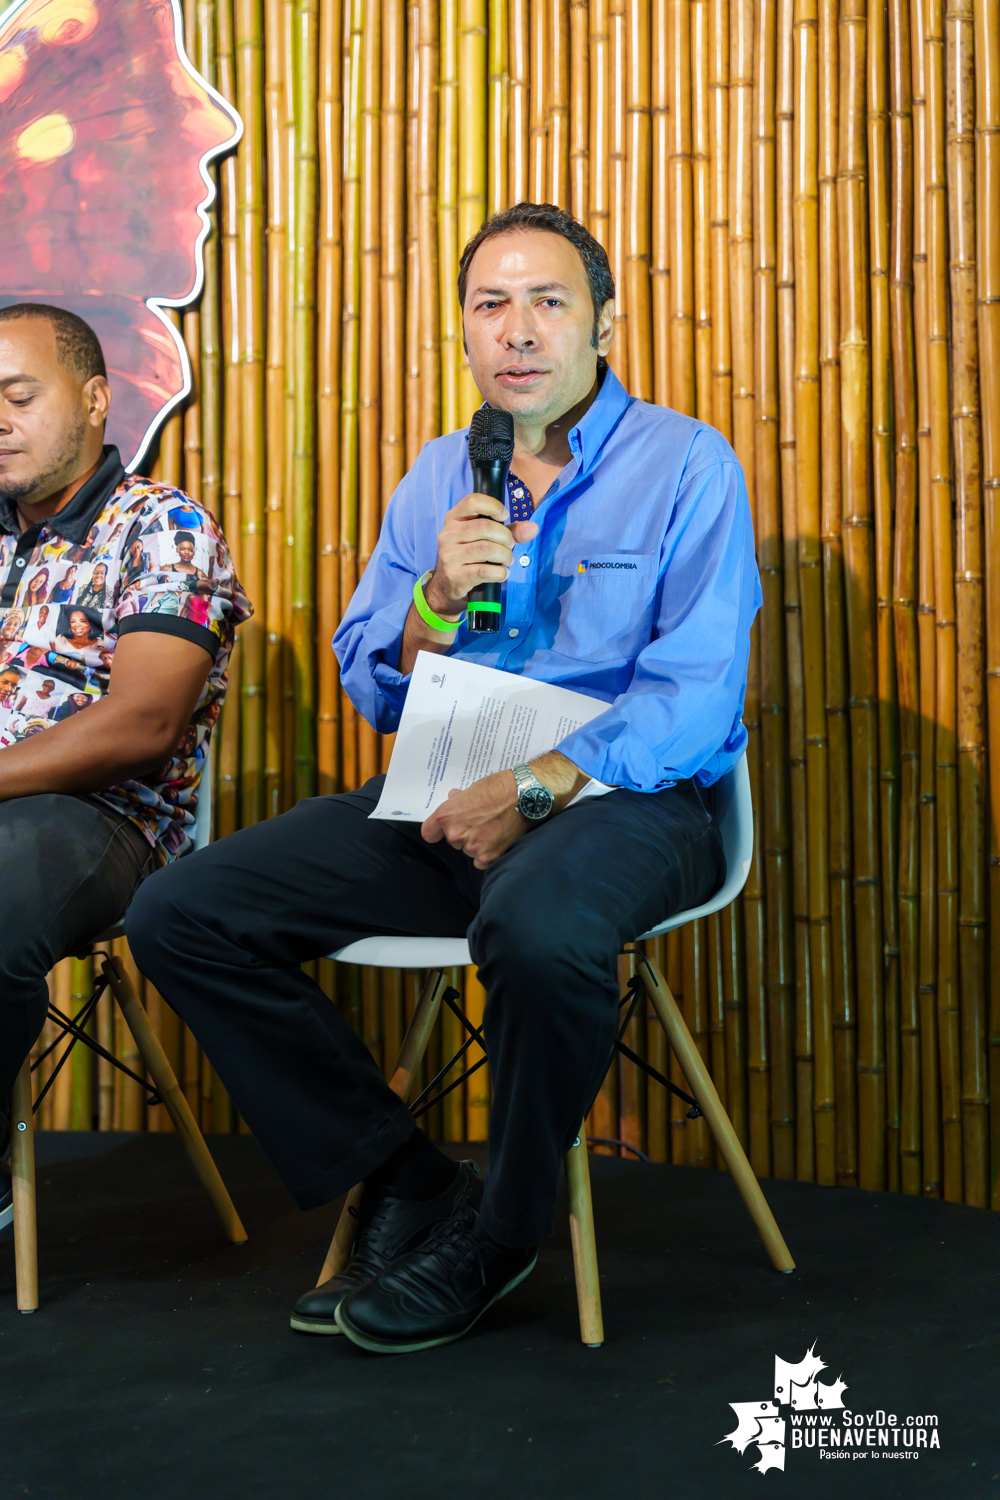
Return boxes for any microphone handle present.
[466,457,510,634]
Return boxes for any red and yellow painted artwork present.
[0,0,241,468]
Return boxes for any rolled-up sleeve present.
[333,461,425,732]
[557,460,761,791]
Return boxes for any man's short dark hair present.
[457,202,616,356]
[0,303,107,383]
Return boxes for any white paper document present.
[370,651,615,822]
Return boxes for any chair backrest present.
[189,739,214,852]
[635,749,753,941]
[330,750,754,969]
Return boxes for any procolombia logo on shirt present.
[576,558,638,573]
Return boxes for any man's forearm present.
[528,750,591,812]
[0,698,175,801]
[397,591,462,677]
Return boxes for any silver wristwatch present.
[512,762,555,821]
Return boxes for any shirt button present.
[519,555,530,567]
[508,628,519,638]
[14,558,24,568]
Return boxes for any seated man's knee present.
[470,889,617,989]
[125,857,204,969]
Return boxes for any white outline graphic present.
[0,0,243,471]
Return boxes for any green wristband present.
[413,571,463,633]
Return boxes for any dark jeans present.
[0,794,159,1121]
[126,775,724,1247]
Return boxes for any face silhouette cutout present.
[0,0,241,468]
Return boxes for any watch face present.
[519,784,554,820]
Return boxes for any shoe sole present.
[333,1253,539,1355]
[289,1315,343,1335]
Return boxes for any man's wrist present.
[528,751,590,812]
[422,570,465,622]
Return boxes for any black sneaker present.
[334,1202,537,1354]
[289,1160,482,1335]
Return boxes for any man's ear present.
[596,298,615,357]
[84,374,111,429]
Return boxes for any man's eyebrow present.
[470,282,574,298]
[0,374,43,388]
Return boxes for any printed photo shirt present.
[0,446,251,859]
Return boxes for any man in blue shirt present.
[128,202,760,1356]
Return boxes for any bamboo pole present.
[888,0,922,1197]
[708,0,730,434]
[489,0,509,213]
[755,0,796,1180]
[236,0,267,828]
[869,0,901,1194]
[691,0,712,417]
[439,0,460,432]
[820,0,858,1190]
[198,1,223,528]
[529,0,548,200]
[417,0,441,446]
[509,0,530,200]
[626,0,651,399]
[840,0,886,1194]
[777,0,813,1183]
[405,0,422,462]
[608,0,628,381]
[318,0,344,793]
[650,0,669,403]
[973,0,1000,1210]
[458,0,487,419]
[945,0,987,1208]
[668,0,694,414]
[382,0,406,498]
[291,0,319,802]
[569,0,588,220]
[912,0,942,1200]
[340,0,363,792]
[358,0,382,786]
[589,0,610,245]
[794,0,835,1186]
[217,0,242,840]
[265,0,287,815]
[925,0,962,1202]
[730,0,769,1179]
[549,0,571,206]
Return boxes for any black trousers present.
[126,776,724,1247]
[0,794,159,1123]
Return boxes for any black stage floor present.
[1,1132,997,1500]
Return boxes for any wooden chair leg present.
[565,1129,603,1347]
[10,1060,38,1313]
[638,956,796,1273]
[316,968,448,1285]
[101,955,248,1246]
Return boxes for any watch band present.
[512,763,543,795]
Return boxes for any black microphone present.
[466,405,515,634]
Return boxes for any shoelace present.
[415,1206,490,1287]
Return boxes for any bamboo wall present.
[35,0,1000,1213]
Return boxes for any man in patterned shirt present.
[0,304,250,1231]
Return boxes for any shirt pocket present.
[553,552,658,663]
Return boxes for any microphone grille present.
[468,405,515,463]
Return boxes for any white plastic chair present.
[8,745,247,1314]
[319,750,793,1346]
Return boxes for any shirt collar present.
[565,364,632,477]
[0,445,126,543]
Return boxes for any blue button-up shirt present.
[334,367,761,792]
